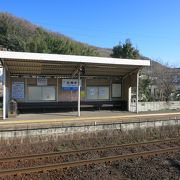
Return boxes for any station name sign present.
[62,79,81,91]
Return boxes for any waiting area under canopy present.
[0,51,150,119]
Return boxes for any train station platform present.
[0,110,180,130]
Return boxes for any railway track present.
[0,137,179,163]
[0,146,179,177]
[0,138,179,177]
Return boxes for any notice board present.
[98,87,109,100]
[42,87,55,101]
[28,86,41,101]
[86,86,109,100]
[28,86,55,101]
[12,81,24,99]
[37,77,47,86]
[86,87,98,100]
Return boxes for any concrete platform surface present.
[0,110,180,130]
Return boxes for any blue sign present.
[62,79,81,91]
[62,87,78,91]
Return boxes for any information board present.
[98,87,109,100]
[28,86,55,101]
[86,87,98,100]
[12,81,24,99]
[37,77,47,86]
[87,86,109,100]
[42,86,55,100]
[28,86,41,101]
[112,84,121,97]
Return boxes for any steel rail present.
[0,147,179,177]
[0,137,179,163]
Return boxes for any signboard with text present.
[12,81,24,99]
[37,77,47,86]
[62,79,81,91]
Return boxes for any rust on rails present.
[0,146,179,177]
[0,137,179,163]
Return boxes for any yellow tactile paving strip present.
[0,112,180,126]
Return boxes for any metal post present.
[109,78,112,101]
[84,78,87,101]
[136,70,139,114]
[25,78,27,101]
[3,67,6,119]
[56,77,59,102]
[78,71,81,117]
[128,86,132,111]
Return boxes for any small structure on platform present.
[0,51,150,119]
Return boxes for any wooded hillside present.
[0,13,100,56]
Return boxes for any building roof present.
[0,51,150,77]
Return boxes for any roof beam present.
[122,68,140,80]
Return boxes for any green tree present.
[111,39,140,59]
[139,75,153,101]
[0,13,98,56]
[111,43,123,58]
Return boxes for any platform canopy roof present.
[0,51,150,77]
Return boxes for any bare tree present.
[152,62,175,101]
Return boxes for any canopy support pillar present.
[3,66,7,120]
[136,70,139,114]
[128,86,132,111]
[78,71,81,117]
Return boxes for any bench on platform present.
[17,101,127,113]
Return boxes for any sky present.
[0,0,180,67]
